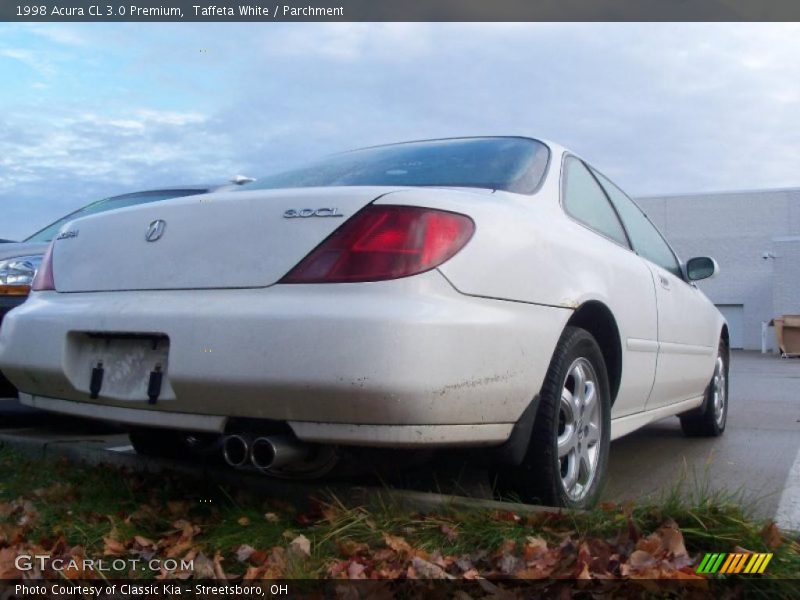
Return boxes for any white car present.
[0,137,728,508]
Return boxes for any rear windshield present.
[243,137,550,194]
[26,189,208,242]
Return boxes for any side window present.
[562,157,628,247]
[592,169,682,278]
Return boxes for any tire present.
[499,326,611,509]
[679,340,728,437]
[0,371,18,399]
[129,428,220,460]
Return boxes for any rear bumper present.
[18,394,514,447]
[0,271,571,446]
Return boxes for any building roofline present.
[637,185,800,200]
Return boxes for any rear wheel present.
[679,340,728,437]
[499,326,611,509]
[129,428,220,459]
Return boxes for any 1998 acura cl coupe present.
[0,137,728,508]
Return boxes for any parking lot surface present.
[604,351,800,529]
[1,350,798,527]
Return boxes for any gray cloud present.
[1,23,800,240]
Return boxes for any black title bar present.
[2,0,800,22]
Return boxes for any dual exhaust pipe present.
[222,434,309,471]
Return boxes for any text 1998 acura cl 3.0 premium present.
[0,137,728,508]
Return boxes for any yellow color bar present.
[757,554,773,574]
[744,554,762,573]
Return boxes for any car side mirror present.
[686,256,718,281]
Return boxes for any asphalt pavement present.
[604,351,800,528]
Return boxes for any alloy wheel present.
[712,354,727,427]
[557,357,602,502]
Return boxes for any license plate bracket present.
[66,332,173,402]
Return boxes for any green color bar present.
[710,553,726,574]
[697,553,714,573]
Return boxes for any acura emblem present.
[145,219,166,242]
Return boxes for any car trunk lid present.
[52,187,395,292]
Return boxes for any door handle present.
[659,275,670,290]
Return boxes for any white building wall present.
[772,237,800,318]
[637,189,800,350]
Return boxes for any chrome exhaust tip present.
[251,435,310,471]
[222,434,252,468]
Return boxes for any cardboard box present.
[770,315,800,357]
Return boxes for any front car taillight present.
[31,243,55,291]
[281,205,475,283]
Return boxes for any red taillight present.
[281,205,475,283]
[31,243,55,291]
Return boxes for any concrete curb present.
[0,431,558,517]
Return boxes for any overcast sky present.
[1,23,800,240]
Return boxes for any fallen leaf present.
[428,551,452,570]
[338,539,369,557]
[167,501,190,517]
[636,533,661,556]
[191,553,217,579]
[212,551,227,579]
[675,568,707,580]
[440,524,459,542]
[455,556,475,572]
[235,544,256,562]
[410,556,454,579]
[164,539,195,559]
[761,522,783,550]
[383,534,412,555]
[264,546,287,578]
[0,547,21,579]
[576,561,591,579]
[371,548,396,562]
[659,526,688,557]
[491,510,522,524]
[126,504,159,527]
[133,535,155,548]
[328,560,348,578]
[497,552,524,575]
[237,516,251,526]
[524,536,548,560]
[102,536,127,556]
[289,534,311,558]
[494,539,516,558]
[629,549,656,569]
[347,560,367,579]
[243,565,263,579]
[375,565,404,579]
